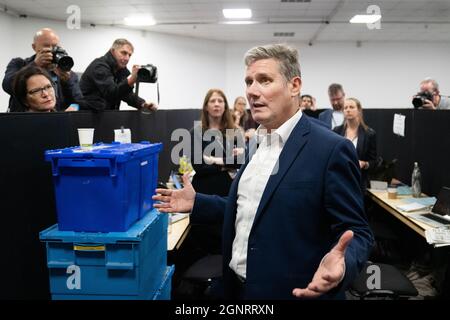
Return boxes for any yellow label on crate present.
[73,245,106,251]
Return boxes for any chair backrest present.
[182,255,223,281]
[349,262,418,299]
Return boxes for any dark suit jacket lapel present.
[251,115,311,227]
[356,126,365,160]
[326,110,333,128]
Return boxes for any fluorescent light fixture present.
[124,15,156,26]
[350,14,381,24]
[223,9,252,19]
[222,20,258,25]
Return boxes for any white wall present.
[2,11,450,112]
[226,41,450,109]
[0,12,226,111]
[0,13,13,108]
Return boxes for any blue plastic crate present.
[45,142,162,232]
[50,266,174,300]
[153,265,175,300]
[39,209,168,299]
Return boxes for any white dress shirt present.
[331,111,344,129]
[229,110,303,279]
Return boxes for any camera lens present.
[52,46,74,72]
[57,56,74,72]
[412,96,423,109]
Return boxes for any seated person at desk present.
[79,38,158,112]
[333,98,377,191]
[12,66,58,112]
[2,28,82,112]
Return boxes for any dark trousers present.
[232,273,246,300]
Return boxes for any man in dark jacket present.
[2,28,82,112]
[79,38,158,111]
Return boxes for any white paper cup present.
[78,128,94,148]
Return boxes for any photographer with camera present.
[2,28,82,112]
[412,78,450,110]
[79,38,158,111]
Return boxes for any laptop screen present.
[432,187,450,216]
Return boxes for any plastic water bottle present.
[411,162,422,198]
[179,155,193,174]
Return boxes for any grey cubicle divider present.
[364,109,414,187]
[364,109,450,196]
[411,110,450,196]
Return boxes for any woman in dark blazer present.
[190,88,243,197]
[333,97,377,191]
[185,89,244,260]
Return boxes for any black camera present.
[137,64,158,83]
[52,46,74,72]
[412,91,434,109]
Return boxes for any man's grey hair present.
[111,38,134,52]
[328,83,344,96]
[421,77,439,91]
[244,44,301,82]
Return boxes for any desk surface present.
[167,215,190,251]
[367,189,433,239]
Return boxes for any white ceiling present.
[1,0,449,43]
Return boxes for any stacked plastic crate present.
[40,142,172,300]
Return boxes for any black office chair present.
[175,254,223,300]
[349,262,418,300]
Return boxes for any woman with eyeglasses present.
[12,65,57,112]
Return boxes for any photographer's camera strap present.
[135,81,160,105]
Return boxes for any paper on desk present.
[393,114,405,137]
[425,227,450,247]
[169,213,189,224]
[396,202,431,212]
[397,186,412,195]
[402,197,437,206]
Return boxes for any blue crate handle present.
[105,261,134,270]
[51,158,118,177]
[47,260,75,268]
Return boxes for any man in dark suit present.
[318,83,345,129]
[154,44,373,300]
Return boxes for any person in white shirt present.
[153,44,373,300]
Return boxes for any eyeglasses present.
[27,84,54,96]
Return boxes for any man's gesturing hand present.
[292,230,354,299]
[152,173,196,213]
